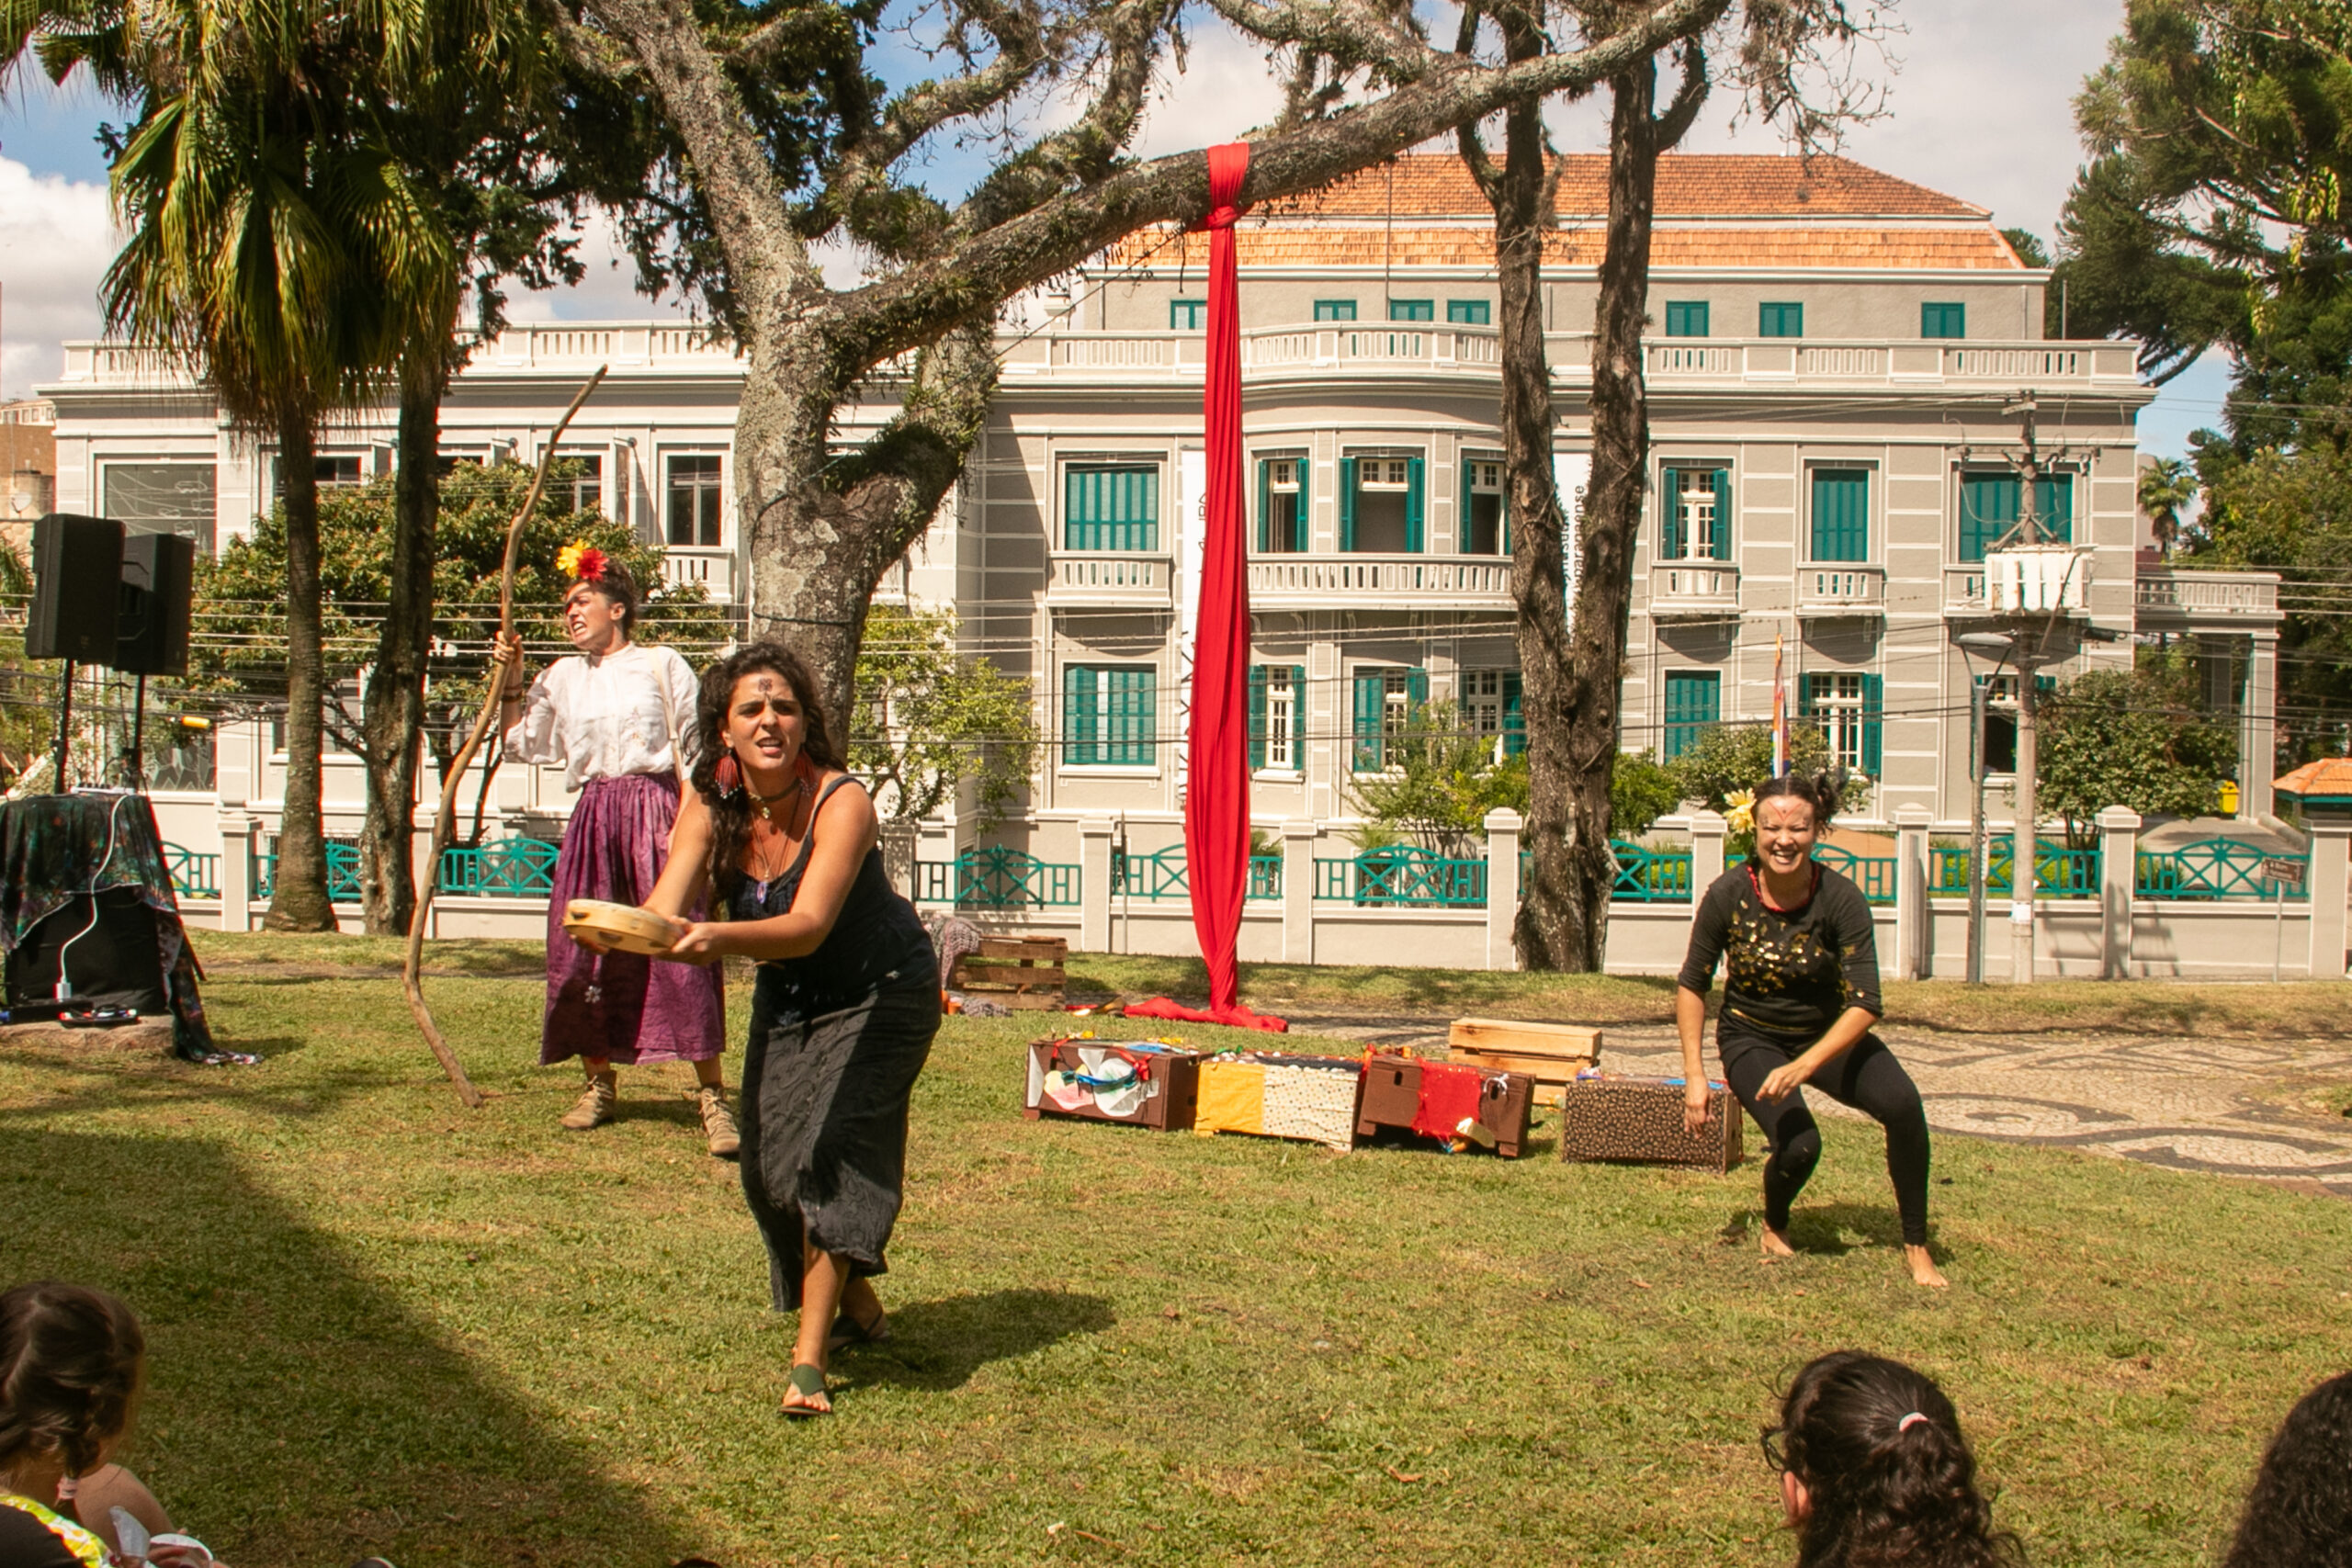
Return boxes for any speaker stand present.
[53,657,74,789]
[130,672,146,790]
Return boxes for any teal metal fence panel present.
[1313,849,1486,907]
[1811,845,1896,906]
[1927,840,2099,897]
[1109,846,1282,901]
[254,840,362,903]
[915,846,1082,908]
[2136,838,2309,901]
[1608,841,1694,902]
[163,844,220,900]
[440,838,560,897]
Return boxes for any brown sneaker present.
[698,1085,741,1158]
[561,1073,617,1131]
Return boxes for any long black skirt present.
[739,976,939,1311]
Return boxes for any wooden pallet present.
[949,936,1069,1010]
[1445,1017,1603,1106]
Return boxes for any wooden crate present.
[1195,1053,1363,1152]
[1446,1017,1602,1106]
[1356,1053,1533,1156]
[1023,1037,1203,1131]
[949,935,1068,1010]
[1556,1075,1745,1173]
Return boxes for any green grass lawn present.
[1,941,2346,1565]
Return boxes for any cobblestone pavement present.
[1283,1011,2352,1197]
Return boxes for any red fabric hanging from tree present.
[1182,141,1280,1030]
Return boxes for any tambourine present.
[561,899,685,956]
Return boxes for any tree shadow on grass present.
[834,1287,1116,1394]
[0,1126,694,1568]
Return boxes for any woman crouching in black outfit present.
[1675,773,1946,1289]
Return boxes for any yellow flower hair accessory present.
[554,539,607,582]
[1724,788,1756,839]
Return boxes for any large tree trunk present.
[266,412,338,931]
[357,344,447,934]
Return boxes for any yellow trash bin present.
[2219,779,2241,817]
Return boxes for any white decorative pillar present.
[2309,819,2351,981]
[2098,806,2141,981]
[2242,633,2278,819]
[1894,807,1929,981]
[1688,810,1727,890]
[216,811,255,934]
[1282,818,1317,965]
[1078,817,1114,953]
[1483,807,1522,973]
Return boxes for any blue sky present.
[0,2,2234,456]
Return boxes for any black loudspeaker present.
[28,513,126,662]
[6,887,167,1014]
[117,532,195,677]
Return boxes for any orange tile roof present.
[2275,757,2352,802]
[1268,152,1987,220]
[1119,224,2021,272]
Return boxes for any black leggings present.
[1720,1025,1931,1247]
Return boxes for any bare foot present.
[1759,1226,1796,1258]
[1905,1245,1949,1289]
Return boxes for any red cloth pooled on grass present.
[1410,1061,1487,1143]
[1124,996,1288,1033]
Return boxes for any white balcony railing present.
[1049,552,1175,604]
[660,547,738,603]
[1941,564,1989,616]
[1249,554,1511,607]
[2134,567,2282,623]
[1648,561,1740,617]
[1797,564,1886,615]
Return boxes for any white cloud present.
[0,156,115,400]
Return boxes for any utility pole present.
[2002,393,2054,987]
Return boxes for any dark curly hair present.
[1766,1351,2024,1568]
[1755,771,1842,828]
[0,1281,146,1499]
[568,558,639,635]
[2222,1371,2352,1568]
[690,640,846,908]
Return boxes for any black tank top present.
[728,774,936,1021]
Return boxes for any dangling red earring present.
[713,752,741,798]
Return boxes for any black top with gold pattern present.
[1677,861,1883,1042]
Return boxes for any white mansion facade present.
[40,153,2285,919]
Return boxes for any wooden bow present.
[404,367,608,1108]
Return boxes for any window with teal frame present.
[1758,301,1804,338]
[1959,471,2074,560]
[1063,665,1156,765]
[1170,299,1205,330]
[1662,671,1720,761]
[1920,301,1965,338]
[1339,454,1426,553]
[1351,667,1428,771]
[1248,664,1308,771]
[1663,468,1731,561]
[1799,671,1883,776]
[1665,300,1710,338]
[1810,468,1870,562]
[1314,299,1357,321]
[1447,299,1490,325]
[1064,465,1159,551]
[1389,299,1434,321]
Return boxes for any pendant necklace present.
[753,777,803,824]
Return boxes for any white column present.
[1688,810,1727,890]
[1282,818,1317,965]
[2309,819,2351,981]
[2242,633,2277,819]
[216,812,255,934]
[2098,806,2141,981]
[1483,807,1522,973]
[1894,806,1929,981]
[1078,817,1114,953]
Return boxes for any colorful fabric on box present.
[1035,1044,1160,1119]
[1124,995,1288,1032]
[1259,1061,1358,1151]
[0,794,225,1062]
[1409,1061,1487,1144]
[0,1495,106,1568]
[541,771,724,1065]
[1193,1057,1268,1137]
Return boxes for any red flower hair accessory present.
[555,540,608,583]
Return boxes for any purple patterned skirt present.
[542,772,725,1066]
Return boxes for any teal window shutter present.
[1459,458,1472,556]
[1390,299,1434,322]
[1066,466,1159,551]
[1710,468,1732,559]
[1663,671,1719,761]
[1797,671,1820,718]
[1064,666,1098,764]
[1170,299,1206,330]
[1352,671,1384,771]
[1960,472,2018,561]
[1315,299,1357,322]
[1811,469,1870,562]
[1446,299,1490,325]
[1502,671,1525,757]
[1500,467,1511,555]
[2034,475,2073,544]
[1405,456,1426,552]
[1107,668,1155,765]
[1407,667,1430,708]
[1920,301,1965,338]
[1666,300,1710,338]
[1861,673,1883,775]
[1248,666,1268,771]
[1256,460,1271,553]
[1759,301,1804,338]
[1664,470,1686,562]
[1339,457,1357,551]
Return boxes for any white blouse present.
[503,642,702,791]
